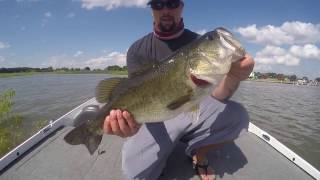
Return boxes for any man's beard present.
[158,16,177,32]
[159,21,177,32]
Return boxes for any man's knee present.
[121,122,178,180]
[225,100,249,128]
[122,142,166,180]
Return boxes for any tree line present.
[1,67,319,82]
[0,65,128,73]
[252,72,320,82]
[0,67,54,73]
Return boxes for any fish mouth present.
[190,74,212,87]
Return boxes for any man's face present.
[151,0,183,32]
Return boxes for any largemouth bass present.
[64,27,246,154]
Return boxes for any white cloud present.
[196,29,207,35]
[67,12,75,18]
[16,0,40,2]
[85,51,126,69]
[41,19,48,27]
[44,12,52,18]
[42,51,126,69]
[237,21,320,45]
[41,12,52,27]
[255,46,300,66]
[81,0,148,11]
[289,44,320,60]
[253,64,272,72]
[0,41,10,49]
[0,57,18,68]
[73,51,84,57]
[254,43,320,69]
[42,55,79,68]
[281,22,320,44]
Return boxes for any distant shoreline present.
[0,71,128,78]
[1,73,318,87]
[246,79,295,84]
[246,79,320,87]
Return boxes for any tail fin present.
[64,123,102,155]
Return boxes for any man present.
[103,0,254,179]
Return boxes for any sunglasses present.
[148,0,181,10]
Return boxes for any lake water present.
[0,74,319,170]
[231,81,320,170]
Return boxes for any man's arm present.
[212,54,254,101]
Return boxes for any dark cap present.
[147,0,182,5]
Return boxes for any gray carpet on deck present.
[0,126,314,180]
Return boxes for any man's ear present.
[179,1,184,11]
[180,1,184,8]
[180,1,184,14]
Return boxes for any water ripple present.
[233,81,320,170]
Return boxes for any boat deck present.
[0,125,314,180]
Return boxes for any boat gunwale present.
[0,98,319,180]
[0,98,97,172]
[248,123,320,180]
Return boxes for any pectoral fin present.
[95,77,126,103]
[166,95,191,110]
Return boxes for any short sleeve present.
[126,44,144,78]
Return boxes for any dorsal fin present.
[95,77,125,103]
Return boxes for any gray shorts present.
[122,96,249,180]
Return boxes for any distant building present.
[249,72,257,79]
[308,80,320,86]
[296,79,308,85]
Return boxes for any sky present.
[0,0,320,79]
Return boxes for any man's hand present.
[103,109,141,138]
[212,54,254,101]
[228,54,255,82]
